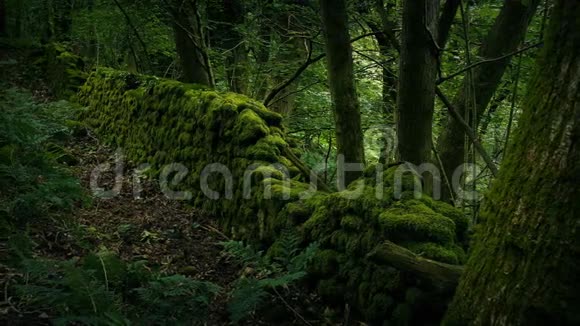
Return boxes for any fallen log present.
[368,241,464,290]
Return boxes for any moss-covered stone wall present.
[75,68,468,324]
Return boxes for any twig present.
[201,224,230,241]
[437,42,542,84]
[263,32,380,107]
[435,87,498,177]
[272,287,313,326]
[282,147,331,192]
[432,143,456,204]
[112,0,152,70]
[267,80,324,108]
[324,132,332,184]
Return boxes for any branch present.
[267,80,325,107]
[368,241,463,290]
[112,0,151,70]
[353,49,396,72]
[282,147,331,193]
[263,32,379,107]
[435,87,499,177]
[437,42,543,84]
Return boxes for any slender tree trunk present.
[368,20,397,163]
[269,10,306,117]
[438,0,460,49]
[319,0,365,188]
[436,0,540,201]
[220,0,248,94]
[171,1,212,86]
[444,1,580,324]
[251,21,272,100]
[397,0,439,165]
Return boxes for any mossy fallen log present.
[368,241,463,290]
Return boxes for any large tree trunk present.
[319,0,365,188]
[397,0,439,165]
[444,1,580,324]
[171,1,212,86]
[436,0,540,202]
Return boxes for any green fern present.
[228,278,268,323]
[223,229,319,323]
[133,274,220,323]
[14,258,124,324]
[0,88,85,226]
[221,240,264,268]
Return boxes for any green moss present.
[403,242,460,265]
[420,196,469,243]
[245,138,280,162]
[340,215,364,231]
[236,109,269,145]
[285,202,312,223]
[308,249,340,276]
[378,201,456,245]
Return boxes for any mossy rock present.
[378,200,456,245]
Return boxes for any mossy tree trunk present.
[444,1,580,324]
[319,0,365,187]
[397,0,439,165]
[171,0,212,86]
[436,0,540,202]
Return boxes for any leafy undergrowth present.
[0,91,329,326]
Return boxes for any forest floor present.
[0,46,328,325]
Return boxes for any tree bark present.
[444,1,580,324]
[438,0,460,49]
[319,0,365,188]
[367,18,397,163]
[436,0,540,201]
[397,0,439,165]
[171,0,212,86]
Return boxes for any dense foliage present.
[2,0,577,325]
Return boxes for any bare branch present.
[435,87,499,177]
[437,42,543,84]
[262,32,380,107]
